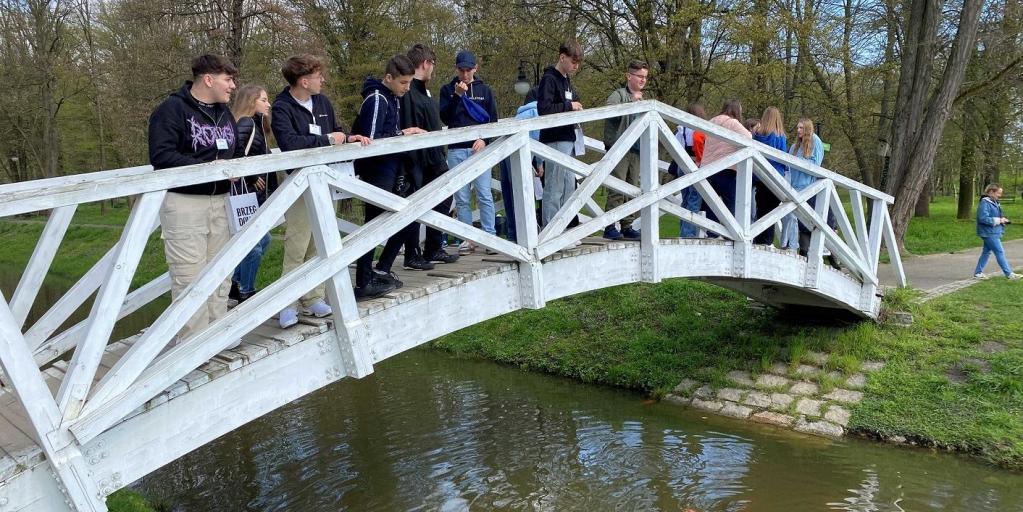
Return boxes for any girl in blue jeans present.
[974,184,1021,280]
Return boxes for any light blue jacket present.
[976,196,1006,238]
[787,133,824,191]
[516,101,540,141]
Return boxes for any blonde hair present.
[231,85,267,121]
[790,118,815,158]
[985,183,1003,195]
[757,107,785,136]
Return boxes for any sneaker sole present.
[402,264,435,271]
[279,318,299,329]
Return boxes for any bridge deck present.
[0,237,861,493]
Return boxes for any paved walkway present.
[877,239,1023,296]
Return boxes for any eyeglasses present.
[629,73,649,80]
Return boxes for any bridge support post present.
[639,119,660,283]
[305,170,374,378]
[0,293,107,511]
[804,184,833,289]
[509,143,545,308]
[732,158,754,278]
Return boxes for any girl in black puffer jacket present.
[230,85,278,301]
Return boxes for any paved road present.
[877,239,1023,292]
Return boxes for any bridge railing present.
[0,100,904,509]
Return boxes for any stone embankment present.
[664,352,885,438]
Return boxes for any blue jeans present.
[975,236,1013,276]
[233,233,271,294]
[449,148,496,236]
[679,186,703,237]
[541,141,576,226]
[781,214,799,249]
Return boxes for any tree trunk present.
[957,113,977,219]
[914,179,931,217]
[886,0,984,249]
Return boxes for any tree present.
[884,0,984,249]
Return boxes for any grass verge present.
[432,279,1023,470]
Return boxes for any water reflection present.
[138,349,1023,511]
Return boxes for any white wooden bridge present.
[0,101,904,511]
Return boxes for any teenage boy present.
[439,50,500,254]
[401,43,459,265]
[148,54,238,345]
[601,60,649,240]
[271,54,369,328]
[352,55,426,299]
[537,40,584,227]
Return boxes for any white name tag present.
[574,127,586,156]
[216,138,228,150]
[565,91,573,100]
[309,124,322,136]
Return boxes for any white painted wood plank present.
[639,121,660,283]
[10,205,77,327]
[85,172,308,411]
[58,190,165,421]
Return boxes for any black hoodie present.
[439,76,499,149]
[536,65,580,144]
[352,77,403,186]
[400,78,448,177]
[148,81,236,195]
[270,86,341,153]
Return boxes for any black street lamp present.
[514,62,531,96]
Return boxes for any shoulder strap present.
[243,120,256,156]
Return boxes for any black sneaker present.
[425,249,459,264]
[403,254,435,271]
[621,227,641,240]
[229,280,241,302]
[354,277,399,300]
[372,269,404,289]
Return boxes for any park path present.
[877,239,1023,298]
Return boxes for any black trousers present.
[753,181,781,244]
[355,170,405,287]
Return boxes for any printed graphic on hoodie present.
[187,115,235,152]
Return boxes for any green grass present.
[107,489,162,512]
[905,195,1023,255]
[433,279,1023,469]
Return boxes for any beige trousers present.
[160,192,232,342]
[282,195,325,308]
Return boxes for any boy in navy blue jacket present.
[352,55,425,298]
[270,54,369,327]
[439,50,500,252]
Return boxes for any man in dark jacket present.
[270,54,368,328]
[400,43,459,265]
[537,40,584,228]
[352,55,425,299]
[439,50,500,254]
[148,54,238,345]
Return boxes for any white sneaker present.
[279,307,299,328]
[226,339,242,350]
[1008,273,1022,281]
[974,272,988,280]
[458,241,474,255]
[305,300,333,317]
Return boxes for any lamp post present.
[9,156,18,181]
[513,61,531,96]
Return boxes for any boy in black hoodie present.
[439,50,500,254]
[537,40,585,228]
[400,43,459,266]
[352,55,425,299]
[148,54,238,345]
[270,54,369,328]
